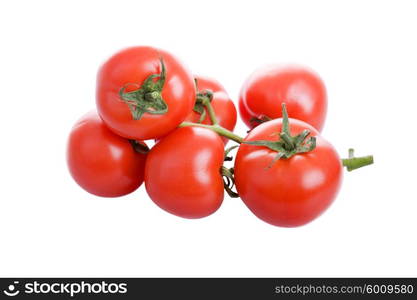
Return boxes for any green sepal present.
[243,103,317,166]
[119,58,168,120]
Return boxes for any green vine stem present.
[193,89,219,125]
[181,103,373,172]
[221,146,239,197]
[342,148,374,171]
[180,98,244,143]
[221,166,239,198]
[179,122,243,144]
[224,145,239,161]
[202,95,219,125]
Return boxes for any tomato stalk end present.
[243,103,316,163]
[342,148,374,171]
[119,58,168,120]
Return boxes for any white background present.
[0,0,416,277]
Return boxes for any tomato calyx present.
[119,58,168,120]
[193,89,214,123]
[249,115,272,127]
[244,103,316,165]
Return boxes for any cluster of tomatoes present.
[67,46,373,227]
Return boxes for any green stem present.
[202,98,219,125]
[342,149,374,171]
[179,122,244,144]
[242,103,316,161]
[280,132,295,149]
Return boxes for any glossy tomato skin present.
[96,46,195,140]
[67,111,146,197]
[238,96,253,128]
[234,118,342,227]
[185,75,237,144]
[145,126,224,218]
[239,65,327,131]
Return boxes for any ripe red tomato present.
[96,46,195,140]
[67,111,147,197]
[234,118,342,227]
[145,126,224,218]
[185,76,237,143]
[238,97,253,129]
[239,65,327,131]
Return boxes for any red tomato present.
[238,97,253,128]
[145,126,224,218]
[67,111,147,197]
[185,75,237,143]
[234,118,342,227]
[96,46,195,140]
[239,65,327,131]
